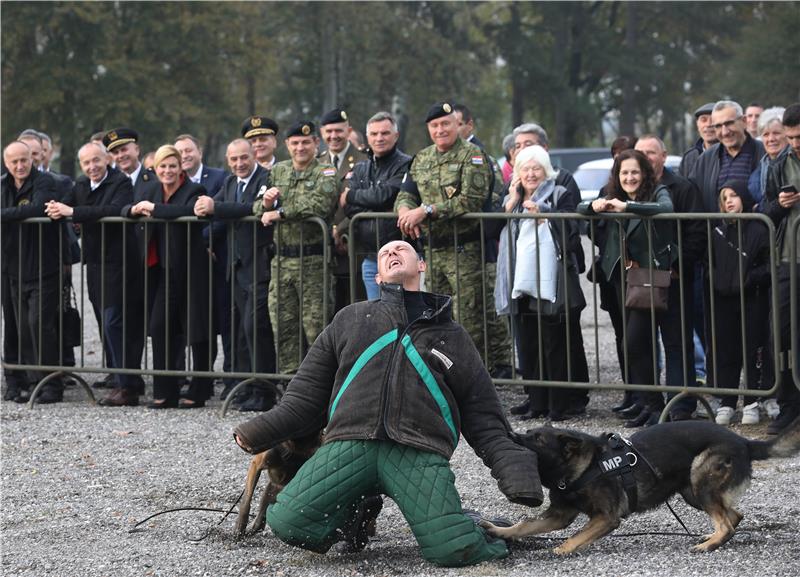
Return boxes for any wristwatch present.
[423,203,434,217]
[277,207,286,219]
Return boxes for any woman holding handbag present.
[495,145,587,421]
[577,149,675,427]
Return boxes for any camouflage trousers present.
[269,255,330,373]
[425,241,508,368]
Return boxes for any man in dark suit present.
[318,108,368,311]
[1,141,65,404]
[45,142,145,406]
[194,138,278,412]
[176,133,232,390]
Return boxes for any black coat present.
[127,177,212,344]
[344,146,411,255]
[1,170,61,281]
[213,164,274,287]
[691,135,765,212]
[65,169,142,307]
[659,168,705,266]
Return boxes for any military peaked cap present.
[103,128,139,152]
[242,116,279,139]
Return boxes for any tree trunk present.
[619,2,638,137]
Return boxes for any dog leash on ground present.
[129,488,251,541]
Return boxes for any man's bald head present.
[3,141,33,186]
[375,240,426,291]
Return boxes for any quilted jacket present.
[235,283,544,507]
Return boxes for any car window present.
[574,168,610,192]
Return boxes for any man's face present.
[366,119,399,158]
[634,138,667,178]
[79,144,109,183]
[321,121,351,154]
[249,134,277,163]
[19,137,43,168]
[285,135,318,167]
[711,107,746,152]
[427,114,459,152]
[696,114,717,145]
[175,138,203,175]
[785,124,800,157]
[226,141,256,179]
[41,139,53,168]
[110,142,141,174]
[375,241,425,285]
[513,132,542,161]
[453,110,474,140]
[3,143,33,184]
[745,105,763,136]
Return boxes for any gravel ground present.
[3,257,800,576]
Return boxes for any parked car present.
[573,156,682,201]
[548,148,609,173]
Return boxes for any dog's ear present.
[557,433,584,455]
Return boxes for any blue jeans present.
[361,257,379,300]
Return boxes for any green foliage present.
[2,1,795,177]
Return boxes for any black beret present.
[425,101,455,124]
[320,108,349,126]
[241,116,279,139]
[103,128,139,151]
[694,102,716,118]
[285,120,316,139]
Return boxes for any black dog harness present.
[557,433,650,511]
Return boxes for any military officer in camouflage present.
[395,102,492,359]
[255,121,338,373]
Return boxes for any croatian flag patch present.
[471,156,484,165]
[322,168,336,177]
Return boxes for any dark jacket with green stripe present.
[235,283,543,507]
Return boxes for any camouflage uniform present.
[254,158,338,373]
[395,137,492,360]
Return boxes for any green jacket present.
[395,138,490,245]
[577,185,675,281]
[253,158,338,247]
[234,283,543,508]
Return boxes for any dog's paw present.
[690,540,719,553]
[479,521,506,538]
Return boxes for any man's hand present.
[397,205,426,239]
[261,186,280,207]
[261,210,281,227]
[778,190,800,209]
[194,195,215,217]
[339,188,349,208]
[131,200,155,217]
[234,433,253,453]
[44,200,73,220]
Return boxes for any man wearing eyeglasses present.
[691,100,765,213]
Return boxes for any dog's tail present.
[749,415,800,460]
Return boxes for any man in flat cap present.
[395,101,493,359]
[679,102,719,178]
[242,116,280,170]
[318,108,368,312]
[254,121,338,373]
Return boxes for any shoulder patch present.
[322,168,336,177]
[471,155,484,165]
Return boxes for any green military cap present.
[103,127,139,152]
[425,101,455,123]
[242,116,279,139]
[320,108,349,126]
[285,120,316,138]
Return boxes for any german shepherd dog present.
[234,430,383,550]
[482,419,800,554]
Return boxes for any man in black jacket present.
[342,111,411,300]
[194,138,278,412]
[635,135,706,422]
[233,239,542,567]
[1,141,64,403]
[679,102,718,179]
[46,142,145,406]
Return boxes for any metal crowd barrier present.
[2,211,798,413]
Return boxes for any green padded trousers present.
[266,439,508,567]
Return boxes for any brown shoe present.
[98,388,139,407]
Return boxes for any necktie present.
[236,180,245,203]
[333,154,339,169]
